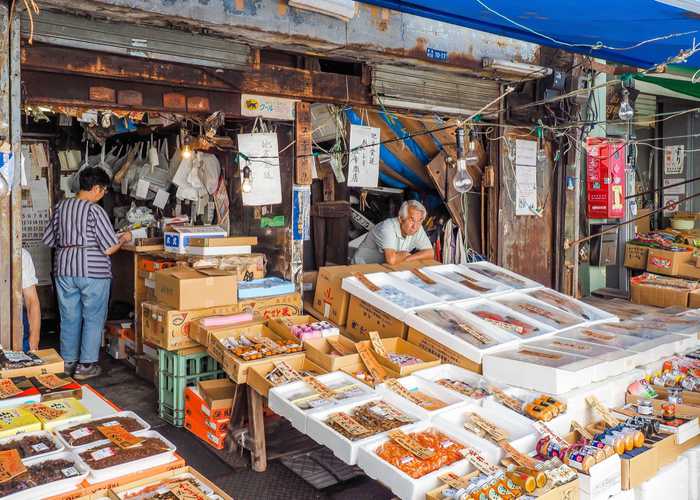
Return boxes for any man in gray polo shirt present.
[352,200,434,265]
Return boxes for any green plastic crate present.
[157,347,224,427]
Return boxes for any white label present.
[70,428,93,440]
[347,125,380,188]
[664,145,685,175]
[237,133,282,206]
[241,94,296,120]
[201,404,211,417]
[61,467,79,478]
[101,420,120,427]
[153,188,169,209]
[31,443,49,453]
[135,179,150,200]
[515,139,537,166]
[307,398,333,409]
[516,164,538,216]
[91,448,115,461]
[207,432,221,445]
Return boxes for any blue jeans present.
[56,277,111,364]
[22,308,29,352]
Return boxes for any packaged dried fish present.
[375,428,464,478]
[435,379,490,400]
[325,401,415,440]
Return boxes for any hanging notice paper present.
[664,194,681,216]
[515,164,537,216]
[237,133,282,206]
[664,145,685,175]
[515,139,537,166]
[153,189,170,209]
[347,125,380,187]
[663,177,686,195]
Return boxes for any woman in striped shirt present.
[43,167,132,380]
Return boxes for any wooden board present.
[295,102,313,185]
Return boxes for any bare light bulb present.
[465,141,479,166]
[181,144,192,160]
[453,159,474,193]
[241,166,253,193]
[619,90,634,121]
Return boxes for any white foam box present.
[594,322,688,362]
[375,375,468,421]
[53,411,151,451]
[403,303,521,366]
[558,327,649,370]
[305,396,422,465]
[634,456,689,500]
[268,371,376,434]
[459,298,556,342]
[422,264,512,298]
[356,421,473,500]
[387,270,480,303]
[0,430,65,463]
[525,288,619,325]
[433,402,536,460]
[412,364,491,404]
[681,445,700,500]
[492,292,588,333]
[7,451,89,500]
[482,344,601,394]
[341,272,446,321]
[464,261,543,292]
[577,453,622,500]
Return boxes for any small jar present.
[636,399,654,416]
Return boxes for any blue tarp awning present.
[359,0,700,69]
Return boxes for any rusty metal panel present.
[89,86,116,102]
[162,92,186,111]
[117,89,143,106]
[186,96,210,112]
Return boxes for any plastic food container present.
[0,430,65,462]
[53,411,151,450]
[2,451,89,500]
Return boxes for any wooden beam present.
[10,13,22,349]
[246,386,267,472]
[294,102,313,185]
[0,4,11,347]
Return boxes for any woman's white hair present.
[398,200,427,220]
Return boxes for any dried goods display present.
[528,288,608,322]
[325,401,415,440]
[489,345,588,369]
[289,321,338,341]
[289,382,369,411]
[527,337,627,361]
[59,415,148,447]
[0,350,43,369]
[560,327,652,351]
[495,295,582,330]
[374,428,464,478]
[385,381,448,411]
[489,386,567,422]
[386,353,422,367]
[375,285,433,309]
[0,377,38,400]
[79,437,171,470]
[466,264,534,289]
[0,433,59,458]
[221,335,303,361]
[435,379,490,400]
[415,309,502,348]
[343,370,376,387]
[426,268,503,294]
[393,273,474,302]
[0,458,82,496]
[466,303,546,339]
[117,476,224,500]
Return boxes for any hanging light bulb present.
[465,135,479,166]
[453,126,474,193]
[181,135,193,160]
[241,165,253,193]
[619,89,634,121]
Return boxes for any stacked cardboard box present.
[184,379,235,450]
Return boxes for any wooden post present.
[294,101,313,185]
[247,385,267,472]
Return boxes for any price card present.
[498,441,541,471]
[387,430,435,460]
[353,273,380,292]
[439,472,472,489]
[461,447,501,476]
[97,424,144,449]
[35,374,70,390]
[61,467,79,478]
[370,401,413,423]
[0,379,21,399]
[31,442,49,453]
[70,428,93,440]
[385,379,423,406]
[356,343,387,382]
[489,386,523,414]
[327,412,371,437]
[533,422,568,449]
[91,447,116,461]
[586,395,619,427]
[0,450,26,483]
[169,480,209,500]
[302,376,335,400]
[28,403,66,421]
[468,413,509,442]
[368,332,388,359]
[570,420,593,441]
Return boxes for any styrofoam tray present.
[492,292,587,332]
[639,311,700,337]
[388,270,478,303]
[594,322,690,361]
[268,371,376,433]
[526,288,618,325]
[422,264,511,297]
[53,411,151,451]
[404,304,521,365]
[341,272,446,321]
[375,375,468,420]
[412,364,492,404]
[3,451,89,500]
[356,421,473,500]
[74,430,177,484]
[558,327,648,369]
[0,430,65,462]
[482,345,602,394]
[306,396,422,465]
[433,403,537,460]
[458,299,556,341]
[464,261,543,291]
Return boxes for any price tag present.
[31,442,49,453]
[356,343,387,382]
[370,401,413,423]
[439,472,472,489]
[35,374,70,390]
[28,403,66,421]
[0,379,21,399]
[353,273,380,292]
[100,420,120,427]
[0,449,26,483]
[61,467,79,478]
[533,422,568,449]
[91,447,116,461]
[303,376,335,400]
[70,428,93,440]
[328,412,371,436]
[489,387,524,414]
[385,379,423,406]
[461,447,501,476]
[169,480,209,500]
[498,441,541,471]
[97,424,144,449]
[570,420,593,441]
[410,269,436,285]
[468,413,509,442]
[368,332,388,359]
[586,395,619,427]
[387,430,435,460]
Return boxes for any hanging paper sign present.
[347,125,380,188]
[292,185,311,241]
[241,95,296,121]
[355,343,387,382]
[97,424,144,449]
[664,145,685,175]
[237,133,283,206]
[368,332,388,359]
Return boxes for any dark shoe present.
[74,363,102,381]
[64,361,77,376]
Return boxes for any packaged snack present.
[59,415,148,448]
[325,401,415,440]
[375,428,464,478]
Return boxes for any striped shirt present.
[42,199,119,278]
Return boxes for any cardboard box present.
[0,349,64,379]
[197,378,235,421]
[624,243,649,270]
[303,335,360,372]
[247,356,326,397]
[184,411,228,449]
[636,208,653,235]
[207,323,305,383]
[138,257,175,273]
[646,247,700,280]
[356,337,440,376]
[190,316,263,348]
[237,292,302,319]
[406,328,482,374]
[313,264,386,326]
[184,386,230,435]
[106,466,233,500]
[155,267,237,310]
[630,279,690,308]
[104,320,134,342]
[189,236,258,247]
[425,472,580,500]
[689,290,700,308]
[190,253,266,281]
[164,225,227,254]
[345,296,407,341]
[141,302,241,351]
[564,430,621,499]
[267,315,339,342]
[381,259,442,272]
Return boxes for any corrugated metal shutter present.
[21,11,250,71]
[371,64,501,116]
[635,93,657,125]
